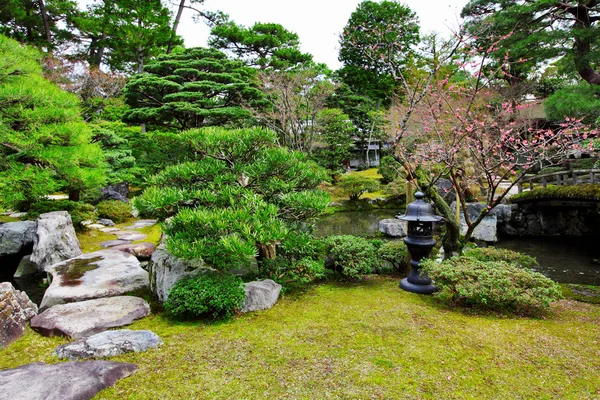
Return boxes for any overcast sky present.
[176,0,468,69]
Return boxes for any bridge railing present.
[517,169,600,193]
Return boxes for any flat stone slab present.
[124,220,157,229]
[115,231,147,241]
[40,250,149,310]
[100,227,120,233]
[0,361,137,400]
[55,329,163,360]
[7,212,26,219]
[100,239,131,248]
[110,243,156,260]
[87,224,106,230]
[31,296,150,338]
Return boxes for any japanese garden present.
[0,0,599,399]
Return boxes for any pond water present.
[315,210,600,285]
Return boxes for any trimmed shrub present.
[377,156,403,184]
[259,257,326,285]
[462,247,538,269]
[377,240,410,273]
[338,175,380,201]
[164,273,246,319]
[323,235,378,279]
[26,200,96,231]
[421,256,562,315]
[96,200,132,223]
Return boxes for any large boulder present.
[0,221,36,257]
[378,218,408,238]
[100,182,130,203]
[149,248,213,302]
[0,282,38,347]
[241,279,282,313]
[40,250,149,310]
[0,361,137,400]
[54,329,163,360]
[459,214,498,242]
[30,211,82,272]
[31,296,150,338]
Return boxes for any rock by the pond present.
[0,361,137,400]
[98,219,115,226]
[40,250,149,310]
[86,224,106,230]
[13,255,39,278]
[110,243,156,260]
[115,231,147,241]
[31,296,150,338]
[459,214,498,243]
[0,221,36,257]
[149,248,213,302]
[54,329,163,360]
[30,211,82,272]
[0,282,38,347]
[100,239,131,248]
[378,218,408,238]
[241,279,282,313]
[100,227,120,233]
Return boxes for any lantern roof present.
[397,192,443,222]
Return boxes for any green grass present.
[0,215,20,223]
[2,277,599,399]
[351,168,384,181]
[511,184,600,203]
[77,219,163,253]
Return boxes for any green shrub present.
[510,184,600,203]
[421,257,562,315]
[377,156,403,184]
[96,200,132,223]
[338,175,380,201]
[259,257,326,285]
[377,240,410,273]
[164,273,246,319]
[26,200,96,231]
[322,235,378,279]
[462,247,538,269]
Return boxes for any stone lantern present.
[397,192,443,294]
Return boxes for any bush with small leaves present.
[164,273,246,319]
[377,240,410,273]
[96,200,132,223]
[322,235,378,279]
[462,247,538,269]
[259,257,326,286]
[377,156,403,184]
[338,175,380,201]
[421,256,562,316]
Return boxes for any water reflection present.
[314,209,402,238]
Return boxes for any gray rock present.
[0,361,137,400]
[98,219,115,226]
[0,282,38,347]
[100,227,120,233]
[0,221,36,257]
[40,250,149,310]
[241,279,282,313]
[100,239,131,248]
[460,214,498,242]
[149,248,213,302]
[100,182,130,203]
[80,219,94,227]
[378,218,408,238]
[110,242,156,260]
[31,296,150,338]
[13,255,39,278]
[435,178,456,204]
[7,212,27,219]
[54,329,163,360]
[115,231,147,241]
[86,224,106,230]
[30,211,82,272]
[125,219,157,229]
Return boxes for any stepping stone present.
[125,219,157,229]
[115,231,147,241]
[110,243,156,260]
[40,250,149,310]
[97,219,115,226]
[87,224,106,230]
[0,361,137,400]
[54,329,163,360]
[31,296,150,338]
[100,239,131,248]
[8,212,26,219]
[100,227,120,233]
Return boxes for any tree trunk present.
[69,189,80,202]
[167,0,186,55]
[37,0,52,49]
[256,243,276,261]
[573,8,600,85]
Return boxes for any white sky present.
[78,0,469,70]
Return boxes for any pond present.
[315,210,600,286]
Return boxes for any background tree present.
[461,0,600,86]
[209,19,312,70]
[312,108,355,174]
[133,127,330,266]
[123,47,266,131]
[0,35,105,208]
